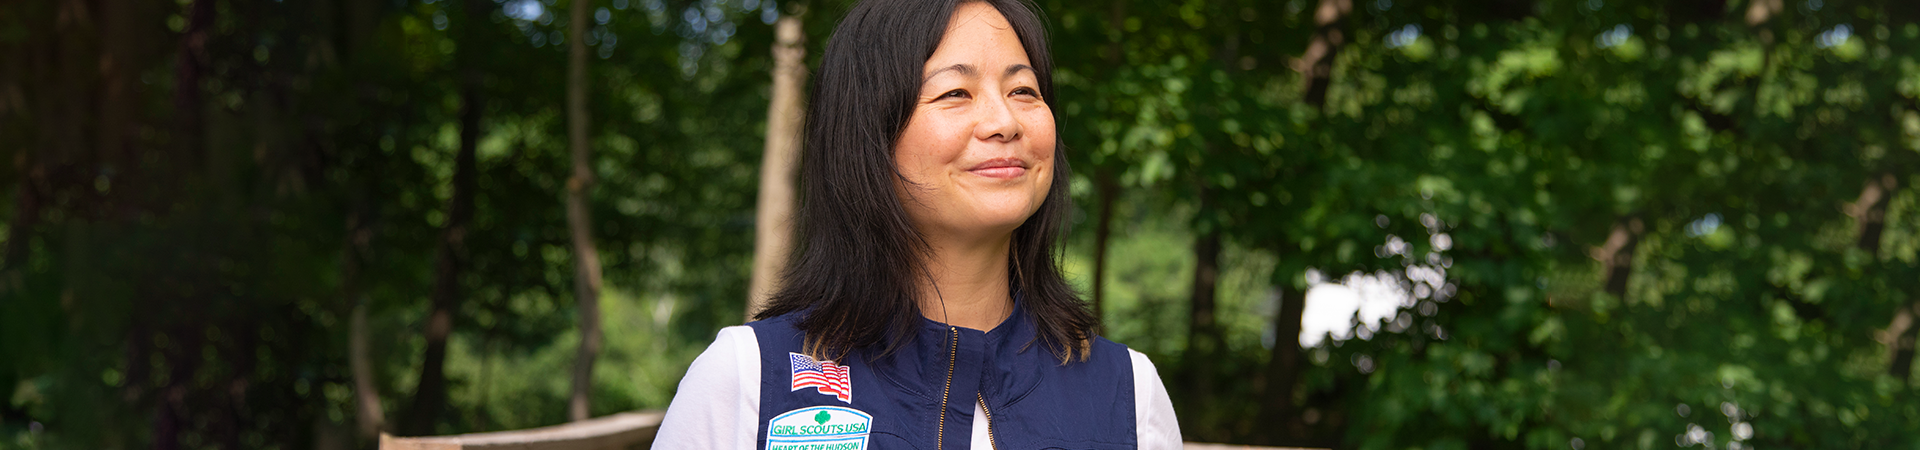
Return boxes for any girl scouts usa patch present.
[766,406,872,450]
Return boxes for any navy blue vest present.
[748,307,1138,450]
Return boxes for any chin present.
[921,191,1050,238]
[980,215,1033,233]
[966,206,1042,234]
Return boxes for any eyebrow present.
[921,63,1037,84]
[924,64,975,82]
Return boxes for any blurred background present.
[2,0,1918,448]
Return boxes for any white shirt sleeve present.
[1130,349,1183,449]
[652,326,761,450]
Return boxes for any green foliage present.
[1047,0,1920,448]
[2,0,782,445]
[2,0,1918,448]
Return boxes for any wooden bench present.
[379,411,664,450]
[378,410,1319,450]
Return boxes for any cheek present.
[892,126,937,179]
[1025,112,1058,202]
[895,115,968,175]
[1025,111,1058,164]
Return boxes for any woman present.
[652,0,1180,448]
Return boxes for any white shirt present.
[652,326,1184,449]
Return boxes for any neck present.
[917,232,1015,333]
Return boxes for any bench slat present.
[379,411,664,450]
[380,410,1323,450]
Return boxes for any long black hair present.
[754,0,1096,363]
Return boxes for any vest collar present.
[863,292,1047,409]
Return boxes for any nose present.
[974,92,1023,143]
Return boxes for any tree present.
[1258,0,1350,444]
[748,8,808,321]
[402,0,490,434]
[1860,174,1915,381]
[2,0,1916,447]
[347,159,386,438]
[564,0,608,422]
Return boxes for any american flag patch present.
[789,352,852,403]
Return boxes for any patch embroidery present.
[766,406,872,450]
[789,352,852,403]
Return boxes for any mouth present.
[967,157,1029,179]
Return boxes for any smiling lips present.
[968,158,1029,179]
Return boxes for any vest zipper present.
[937,326,958,450]
[976,393,999,450]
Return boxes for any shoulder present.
[674,325,762,392]
[1122,347,1167,396]
[1120,347,1159,381]
[1122,347,1183,449]
[1084,336,1136,371]
[1084,337,1159,380]
[652,325,763,449]
[1085,338,1161,404]
[746,312,807,349]
[714,325,759,355]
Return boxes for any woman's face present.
[894,2,1055,243]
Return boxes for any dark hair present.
[754,0,1095,362]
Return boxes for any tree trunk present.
[565,0,605,423]
[172,0,214,169]
[1,0,52,283]
[1186,195,1222,400]
[153,1,215,447]
[1089,171,1118,333]
[747,13,808,320]
[400,82,479,437]
[349,299,383,436]
[3,164,41,285]
[1745,0,1783,26]
[1593,216,1642,299]
[1852,174,1914,381]
[335,0,387,435]
[1088,0,1126,334]
[1258,284,1308,444]
[1257,0,1347,440]
[1886,302,1919,383]
[402,0,486,434]
[155,327,205,450]
[346,190,384,438]
[1295,0,1351,108]
[1851,174,1896,256]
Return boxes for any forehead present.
[924,3,1029,69]
[946,2,1013,33]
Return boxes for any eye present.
[939,89,970,100]
[1011,87,1040,98]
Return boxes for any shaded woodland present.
[2,0,1918,448]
